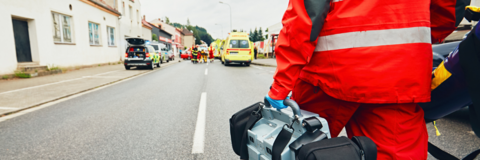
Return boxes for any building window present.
[113,0,118,10]
[129,6,133,20]
[88,22,100,45]
[52,12,73,43]
[122,2,125,14]
[107,26,115,46]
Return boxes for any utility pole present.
[219,1,232,32]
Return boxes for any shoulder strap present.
[272,126,294,160]
[239,113,261,159]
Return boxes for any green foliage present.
[249,27,266,42]
[165,17,171,25]
[257,53,266,59]
[265,28,269,32]
[47,64,61,71]
[172,21,214,45]
[253,28,259,42]
[172,23,184,29]
[249,29,254,41]
[2,75,9,79]
[152,33,158,41]
[14,72,31,78]
[258,27,265,41]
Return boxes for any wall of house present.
[142,26,152,41]
[183,35,194,49]
[0,0,121,75]
[116,0,142,60]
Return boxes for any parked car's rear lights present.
[146,52,150,58]
[249,51,252,55]
[226,51,229,55]
[125,53,128,57]
[129,48,134,52]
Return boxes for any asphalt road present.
[0,60,478,159]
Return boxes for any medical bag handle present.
[264,98,303,118]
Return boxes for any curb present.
[0,61,178,117]
[251,62,277,67]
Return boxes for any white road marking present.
[192,92,207,154]
[0,107,18,110]
[92,70,120,76]
[205,69,208,75]
[0,70,122,95]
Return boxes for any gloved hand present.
[265,94,288,110]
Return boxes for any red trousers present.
[292,80,428,160]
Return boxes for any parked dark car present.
[432,41,461,68]
[124,38,160,70]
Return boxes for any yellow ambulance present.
[221,32,253,66]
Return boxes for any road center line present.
[205,69,208,75]
[192,92,207,154]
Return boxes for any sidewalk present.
[251,58,277,67]
[0,61,179,116]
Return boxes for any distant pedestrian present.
[254,46,258,59]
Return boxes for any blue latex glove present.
[265,94,288,110]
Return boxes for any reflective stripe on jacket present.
[269,0,467,103]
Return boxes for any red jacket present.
[269,0,463,103]
[209,46,215,57]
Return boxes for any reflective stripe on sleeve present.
[315,27,431,52]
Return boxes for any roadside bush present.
[257,53,266,59]
[2,75,9,79]
[14,72,31,78]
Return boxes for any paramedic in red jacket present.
[265,0,468,159]
[209,45,215,62]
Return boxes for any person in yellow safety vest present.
[202,47,208,63]
[191,45,198,64]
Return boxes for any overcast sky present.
[140,0,289,39]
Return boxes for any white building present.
[0,0,148,75]
[0,0,123,75]
[149,18,179,56]
[115,0,145,60]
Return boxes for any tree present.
[258,27,265,41]
[253,28,259,42]
[265,28,269,33]
[187,18,191,27]
[249,29,254,41]
[152,34,158,41]
[165,17,171,25]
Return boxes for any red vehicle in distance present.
[180,50,191,60]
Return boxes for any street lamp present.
[219,1,232,32]
[215,23,223,38]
